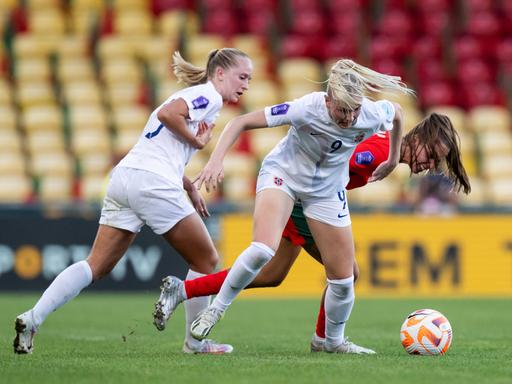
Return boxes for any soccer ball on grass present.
[400,308,452,355]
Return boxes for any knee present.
[87,258,113,281]
[189,249,219,274]
[266,276,284,287]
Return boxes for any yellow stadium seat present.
[480,154,512,179]
[0,151,26,175]
[38,174,73,203]
[111,105,150,132]
[101,59,142,86]
[157,10,187,39]
[0,105,16,130]
[248,126,288,161]
[71,129,111,156]
[375,90,418,111]
[28,9,66,36]
[105,83,142,109]
[57,59,96,83]
[16,82,56,108]
[487,179,512,206]
[0,130,22,152]
[13,34,48,59]
[29,152,73,177]
[114,10,153,36]
[156,79,186,104]
[223,152,258,178]
[468,106,511,133]
[96,35,133,61]
[81,173,107,202]
[478,131,512,156]
[242,80,282,111]
[111,0,148,11]
[69,9,101,36]
[203,106,242,154]
[62,82,103,106]
[184,151,208,179]
[69,105,108,132]
[113,129,141,155]
[56,35,90,59]
[282,82,323,101]
[26,130,65,154]
[185,34,227,66]
[0,174,32,204]
[78,152,112,176]
[223,175,255,204]
[348,178,400,206]
[132,36,178,63]
[25,0,60,8]
[15,58,51,82]
[399,106,424,133]
[22,105,62,133]
[279,58,323,85]
[0,79,13,106]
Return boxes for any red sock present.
[184,269,229,299]
[315,297,326,338]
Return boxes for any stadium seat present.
[457,176,487,207]
[22,105,62,133]
[348,178,400,206]
[249,126,288,160]
[419,82,456,108]
[113,129,141,155]
[460,83,506,110]
[80,173,107,202]
[185,34,227,66]
[16,82,56,109]
[480,154,512,180]
[112,105,151,132]
[101,59,143,86]
[0,79,13,107]
[456,59,493,85]
[487,179,512,206]
[223,152,258,178]
[25,130,65,154]
[71,129,111,156]
[78,152,112,176]
[242,80,282,111]
[27,8,66,36]
[278,58,323,85]
[28,152,74,177]
[0,129,22,154]
[468,106,511,133]
[96,35,134,62]
[114,9,154,36]
[157,9,188,39]
[202,9,239,36]
[56,59,96,84]
[55,35,90,59]
[69,106,109,132]
[222,175,255,203]
[478,131,512,156]
[14,58,51,83]
[0,174,32,204]
[62,81,103,107]
[38,174,74,203]
[105,83,145,109]
[0,105,17,130]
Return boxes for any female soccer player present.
[13,48,253,355]
[153,112,471,352]
[187,59,414,354]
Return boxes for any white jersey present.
[262,93,395,199]
[117,81,223,185]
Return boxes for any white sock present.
[184,269,210,346]
[324,276,354,347]
[211,242,274,312]
[31,260,93,328]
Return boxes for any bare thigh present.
[253,189,295,250]
[161,212,217,274]
[86,224,137,281]
[249,237,302,288]
[306,218,355,280]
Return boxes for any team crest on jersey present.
[270,103,290,115]
[355,151,375,165]
[192,96,209,109]
[274,177,284,186]
[353,133,365,143]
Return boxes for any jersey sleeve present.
[347,133,390,190]
[374,100,395,132]
[264,94,309,128]
[180,86,222,122]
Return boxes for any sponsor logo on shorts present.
[192,96,209,109]
[270,103,290,115]
[274,177,283,186]
[355,151,375,165]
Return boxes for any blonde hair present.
[327,59,414,109]
[172,48,249,86]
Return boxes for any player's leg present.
[307,218,374,354]
[14,225,136,354]
[190,188,294,340]
[157,212,232,354]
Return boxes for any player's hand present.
[193,121,215,149]
[186,185,210,218]
[193,160,225,193]
[368,159,398,182]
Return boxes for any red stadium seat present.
[414,0,452,14]
[199,0,233,12]
[417,11,451,37]
[464,0,495,13]
[319,36,359,61]
[288,0,322,12]
[288,10,325,37]
[326,0,365,12]
[329,9,363,37]
[453,36,484,63]
[202,10,239,36]
[419,82,457,108]
[371,59,406,80]
[369,35,403,62]
[411,36,443,62]
[280,34,317,58]
[456,59,493,84]
[375,9,413,37]
[151,0,191,14]
[461,82,506,109]
[416,59,451,83]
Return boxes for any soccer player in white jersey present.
[13,48,253,355]
[190,59,414,354]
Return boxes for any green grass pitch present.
[1,294,511,384]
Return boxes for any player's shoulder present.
[172,82,222,108]
[359,98,395,124]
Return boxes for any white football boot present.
[190,306,224,340]
[324,337,376,354]
[183,339,234,354]
[153,276,185,331]
[310,333,325,352]
[13,310,38,354]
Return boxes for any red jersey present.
[346,131,390,190]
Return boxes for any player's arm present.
[194,110,268,191]
[157,98,211,149]
[368,102,403,182]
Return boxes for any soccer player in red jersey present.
[154,112,471,351]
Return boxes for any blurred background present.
[0,0,511,297]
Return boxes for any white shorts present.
[99,167,195,235]
[256,171,351,227]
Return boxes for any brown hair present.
[172,48,249,86]
[403,113,471,194]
